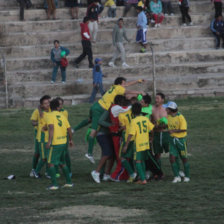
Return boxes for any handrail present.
[1,55,8,109]
[149,43,156,98]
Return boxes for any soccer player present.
[84,76,145,163]
[151,93,169,170]
[165,101,190,183]
[139,94,153,119]
[30,95,51,177]
[122,102,154,185]
[33,95,51,178]
[45,99,74,190]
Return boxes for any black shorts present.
[96,134,114,157]
[65,0,78,7]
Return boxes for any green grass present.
[0,98,224,224]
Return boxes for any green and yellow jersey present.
[46,111,70,146]
[167,112,187,138]
[30,108,39,131]
[37,111,50,143]
[60,108,68,120]
[129,116,154,152]
[118,109,134,142]
[98,85,125,110]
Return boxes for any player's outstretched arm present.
[122,134,133,153]
[124,79,145,87]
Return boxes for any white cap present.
[163,101,177,110]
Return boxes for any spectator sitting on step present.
[178,0,193,26]
[123,0,139,17]
[150,0,164,27]
[108,18,131,68]
[89,58,105,103]
[86,0,101,43]
[105,0,117,18]
[211,0,222,18]
[161,0,174,16]
[210,15,224,49]
[65,0,79,19]
[51,40,70,84]
[46,0,58,20]
[136,6,148,53]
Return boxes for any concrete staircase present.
[0,0,223,108]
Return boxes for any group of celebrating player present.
[30,76,190,190]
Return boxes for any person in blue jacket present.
[51,40,70,84]
[211,15,224,49]
[89,58,105,103]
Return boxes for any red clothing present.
[109,104,120,133]
[80,22,90,40]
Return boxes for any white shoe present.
[145,171,150,180]
[62,81,66,84]
[30,169,35,177]
[108,61,115,67]
[151,19,155,23]
[91,170,100,183]
[122,62,130,68]
[102,174,110,181]
[51,81,55,84]
[155,23,158,28]
[183,177,190,182]
[170,13,174,16]
[182,23,187,27]
[172,176,181,183]
[164,13,168,16]
[179,171,185,178]
[110,177,120,182]
[158,23,161,27]
[127,173,137,183]
[85,153,95,164]
[188,22,193,26]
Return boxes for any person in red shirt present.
[74,16,94,68]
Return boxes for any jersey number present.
[137,121,147,134]
[125,114,131,123]
[108,86,115,94]
[56,115,62,127]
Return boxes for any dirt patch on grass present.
[87,191,111,196]
[0,148,32,153]
[45,205,145,223]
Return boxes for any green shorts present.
[134,149,150,161]
[153,131,169,154]
[47,144,67,165]
[89,102,105,130]
[34,129,39,154]
[121,141,135,159]
[169,137,187,159]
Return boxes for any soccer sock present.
[183,162,190,178]
[136,163,145,181]
[88,136,95,156]
[55,165,60,175]
[157,158,161,167]
[142,161,146,174]
[49,166,57,186]
[32,154,39,169]
[62,165,72,184]
[122,160,134,176]
[35,159,45,174]
[73,119,89,131]
[171,162,179,177]
[176,157,180,171]
[65,151,71,173]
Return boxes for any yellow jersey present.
[129,116,154,152]
[105,0,116,7]
[167,112,187,138]
[30,108,39,131]
[37,111,50,142]
[60,108,68,120]
[46,111,70,145]
[98,85,125,110]
[118,109,134,141]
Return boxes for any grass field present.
[0,97,224,224]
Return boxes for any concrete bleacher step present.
[5,49,224,72]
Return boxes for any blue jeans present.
[52,61,66,82]
[89,83,105,103]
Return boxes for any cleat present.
[179,171,185,178]
[127,173,137,183]
[145,171,150,180]
[34,170,41,179]
[56,173,61,178]
[63,183,74,188]
[135,180,147,185]
[183,177,190,182]
[102,174,110,181]
[45,172,51,179]
[109,177,120,182]
[30,169,35,177]
[108,61,115,67]
[172,176,181,183]
[47,185,59,190]
[122,62,130,68]
[85,153,95,164]
[91,170,100,183]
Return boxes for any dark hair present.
[124,98,131,106]
[114,95,126,106]
[168,108,178,113]
[136,6,143,11]
[132,102,142,116]
[40,95,51,105]
[130,97,138,104]
[156,92,165,100]
[53,40,59,44]
[83,16,90,23]
[56,97,64,104]
[143,94,151,105]
[50,99,60,111]
[118,18,123,22]
[114,77,126,85]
